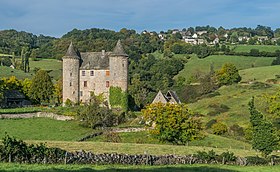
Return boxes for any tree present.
[76,93,116,129]
[29,70,54,104]
[142,103,202,145]
[249,97,279,157]
[54,77,63,105]
[215,63,241,85]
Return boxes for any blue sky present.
[1,0,280,37]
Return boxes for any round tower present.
[62,42,80,104]
[109,40,128,91]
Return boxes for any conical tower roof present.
[112,40,128,57]
[63,42,80,59]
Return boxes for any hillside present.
[177,55,275,82]
[240,65,280,83]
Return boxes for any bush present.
[211,122,228,135]
[205,119,217,129]
[0,134,66,163]
[195,150,217,163]
[229,124,245,137]
[103,132,122,143]
[218,151,236,164]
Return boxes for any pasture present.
[176,55,275,82]
[0,118,92,141]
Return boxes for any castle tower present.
[62,42,80,104]
[109,40,128,91]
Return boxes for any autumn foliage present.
[142,103,202,145]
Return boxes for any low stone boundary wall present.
[0,112,73,121]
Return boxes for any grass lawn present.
[0,66,33,80]
[233,45,280,53]
[176,55,275,82]
[1,163,280,172]
[240,65,280,83]
[0,118,92,141]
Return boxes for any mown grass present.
[177,55,275,82]
[1,163,280,172]
[233,45,280,53]
[0,118,92,141]
[240,65,280,83]
[27,140,258,157]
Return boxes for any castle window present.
[90,70,94,76]
[70,73,72,77]
[122,63,124,67]
[106,70,110,76]
[84,81,87,87]
[106,81,110,88]
[80,91,83,97]
[70,82,72,86]
[82,71,85,76]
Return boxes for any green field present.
[233,45,280,53]
[0,118,92,141]
[1,163,280,172]
[0,58,62,80]
[240,65,280,83]
[177,55,275,82]
[0,66,33,80]
[29,58,62,80]
[189,84,279,127]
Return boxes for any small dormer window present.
[82,71,85,76]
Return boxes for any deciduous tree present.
[142,103,202,145]
[29,70,54,104]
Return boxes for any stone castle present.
[62,40,128,104]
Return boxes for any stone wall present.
[0,112,73,121]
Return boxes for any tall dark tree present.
[249,97,279,157]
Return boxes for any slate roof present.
[63,42,80,60]
[63,40,127,70]
[80,52,111,70]
[111,40,128,57]
[4,90,25,99]
[166,90,181,104]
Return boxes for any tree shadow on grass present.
[1,166,239,172]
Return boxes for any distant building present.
[2,90,30,108]
[152,90,181,104]
[62,40,128,105]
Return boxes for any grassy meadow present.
[240,65,280,83]
[177,55,275,82]
[189,83,279,126]
[0,118,92,141]
[0,58,61,80]
[1,163,280,172]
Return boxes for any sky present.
[1,0,280,37]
